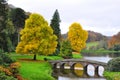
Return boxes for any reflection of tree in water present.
[60,63,71,74]
[72,63,84,77]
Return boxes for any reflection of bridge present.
[49,59,107,78]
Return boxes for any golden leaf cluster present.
[68,22,88,52]
[16,13,57,55]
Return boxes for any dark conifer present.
[50,9,61,55]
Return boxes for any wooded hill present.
[62,30,110,42]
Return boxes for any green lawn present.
[20,62,54,80]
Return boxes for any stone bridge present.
[49,59,107,78]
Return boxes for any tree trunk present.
[33,54,37,60]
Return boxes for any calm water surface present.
[54,56,112,80]
[84,56,112,63]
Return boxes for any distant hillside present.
[86,30,108,42]
[61,30,109,42]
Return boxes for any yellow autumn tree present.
[16,13,57,60]
[68,22,88,52]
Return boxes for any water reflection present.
[84,56,112,63]
[98,66,104,77]
[87,64,95,77]
[52,56,111,80]
[52,65,105,80]
[72,63,84,77]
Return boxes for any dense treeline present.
[0,0,28,52]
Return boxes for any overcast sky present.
[8,0,120,36]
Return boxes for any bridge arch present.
[53,62,60,68]
[71,63,84,77]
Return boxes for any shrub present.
[0,53,15,66]
[0,62,21,79]
[10,62,21,76]
[107,57,120,72]
[0,70,17,80]
[59,40,72,58]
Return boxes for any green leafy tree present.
[9,8,26,29]
[9,8,26,43]
[16,13,57,60]
[59,40,72,59]
[50,9,61,55]
[68,22,88,52]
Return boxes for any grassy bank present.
[104,71,120,80]
[10,53,82,80]
[10,53,63,80]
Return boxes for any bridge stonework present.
[49,59,107,78]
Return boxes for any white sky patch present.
[8,0,120,36]
[60,22,70,34]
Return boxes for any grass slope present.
[10,53,63,80]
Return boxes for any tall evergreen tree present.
[0,0,9,51]
[50,9,61,55]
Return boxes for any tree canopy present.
[68,22,88,52]
[16,13,57,60]
[9,8,26,29]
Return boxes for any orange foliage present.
[108,32,120,48]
